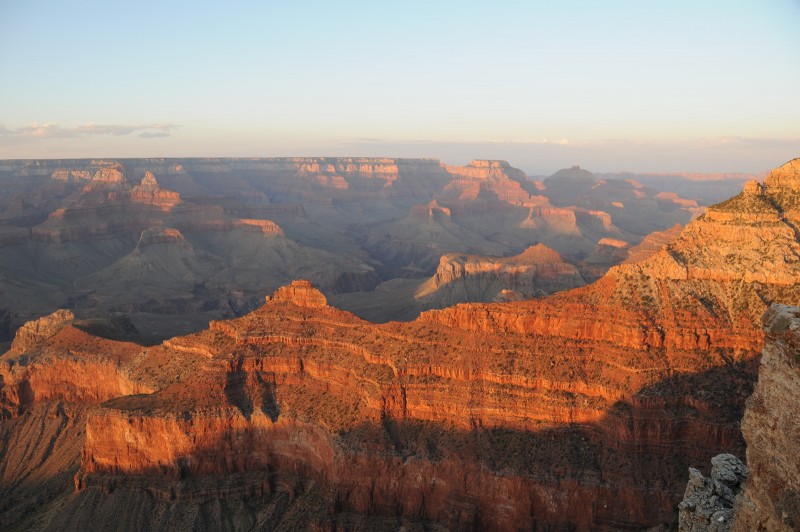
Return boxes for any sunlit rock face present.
[0,159,798,530]
[414,243,586,306]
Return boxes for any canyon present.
[0,158,798,530]
[0,158,700,341]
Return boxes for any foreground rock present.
[678,454,748,531]
[677,304,800,532]
[732,304,800,531]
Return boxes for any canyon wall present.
[678,304,800,532]
[732,304,800,531]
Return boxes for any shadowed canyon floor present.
[1,159,799,530]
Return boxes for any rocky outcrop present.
[415,244,585,305]
[1,318,151,419]
[9,309,75,354]
[678,454,748,531]
[731,304,800,531]
[678,303,800,532]
[124,171,181,210]
[266,279,328,307]
[623,223,683,264]
[764,158,800,192]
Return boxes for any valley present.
[0,157,702,342]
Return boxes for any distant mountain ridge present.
[0,157,700,337]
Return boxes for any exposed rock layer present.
[416,244,585,305]
[678,454,748,531]
[732,304,800,531]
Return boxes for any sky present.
[0,0,798,174]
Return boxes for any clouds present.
[0,122,178,140]
[137,130,172,139]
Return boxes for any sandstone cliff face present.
[0,270,756,529]
[9,309,75,354]
[66,280,753,530]
[732,304,800,531]
[1,321,151,420]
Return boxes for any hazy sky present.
[1,0,798,173]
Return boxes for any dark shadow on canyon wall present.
[44,360,759,532]
[224,362,280,423]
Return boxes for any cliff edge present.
[732,304,800,531]
[679,304,800,531]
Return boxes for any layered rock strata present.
[0,157,702,337]
[415,244,585,305]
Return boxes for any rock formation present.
[622,223,683,265]
[415,243,585,305]
[731,304,800,531]
[678,303,800,532]
[8,309,75,354]
[124,171,181,210]
[678,454,748,531]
